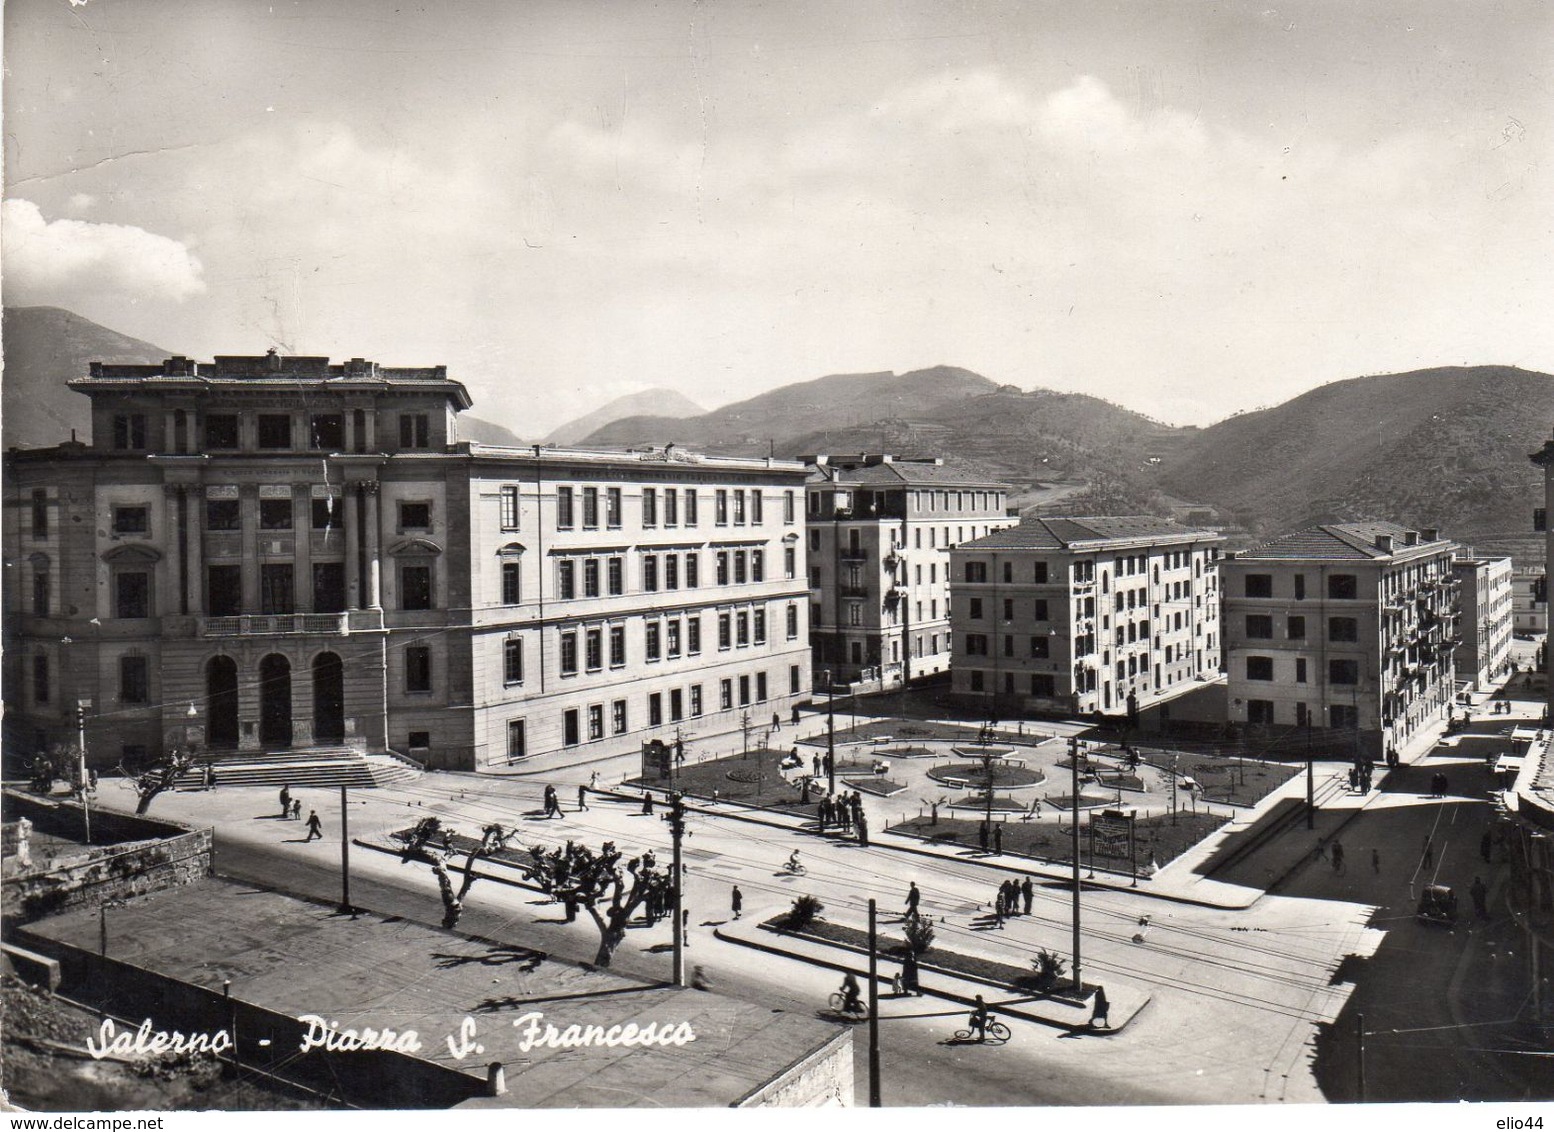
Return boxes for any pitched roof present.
[961,516,1221,551]
[1235,521,1452,562]
[805,460,1007,488]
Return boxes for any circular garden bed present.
[929,761,1043,788]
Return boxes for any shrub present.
[786,894,824,930]
[1032,947,1068,990]
[902,912,936,954]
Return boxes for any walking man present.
[979,820,990,853]
[304,810,323,842]
[1091,986,1111,1029]
[1022,876,1034,915]
[1330,839,1345,874]
[1371,847,1380,875]
[906,881,920,916]
[772,711,781,733]
[813,754,822,778]
[994,824,1004,855]
[1471,875,1489,920]
[731,885,743,920]
[280,784,292,818]
[577,785,588,811]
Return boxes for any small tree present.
[26,743,88,797]
[1032,947,1068,991]
[120,745,197,816]
[902,911,935,955]
[524,839,671,967]
[398,817,516,929]
[785,894,825,931]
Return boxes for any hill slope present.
[1156,365,1554,547]
[545,388,704,445]
[3,306,171,448]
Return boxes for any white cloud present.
[2,199,205,303]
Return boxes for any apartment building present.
[1512,567,1548,637]
[1221,522,1457,759]
[3,352,809,771]
[804,454,1013,688]
[947,517,1224,717]
[1454,555,1514,690]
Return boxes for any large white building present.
[1454,555,1514,690]
[947,517,1224,718]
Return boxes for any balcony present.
[838,584,871,600]
[199,611,382,637]
[838,548,869,563]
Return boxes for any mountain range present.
[5,307,1550,562]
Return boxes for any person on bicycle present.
[840,972,863,1015]
[968,994,990,1042]
[787,849,803,873]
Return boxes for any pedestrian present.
[304,810,323,842]
[1421,836,1434,870]
[682,908,690,947]
[906,881,920,915]
[792,706,801,725]
[642,793,655,816]
[280,784,292,818]
[290,798,302,820]
[813,754,822,778]
[1003,880,1017,916]
[978,821,990,853]
[544,785,561,818]
[1471,875,1489,920]
[577,785,588,811]
[1348,767,1359,791]
[1022,876,1034,915]
[204,763,215,791]
[590,771,600,789]
[731,885,743,920]
[993,887,1006,928]
[857,814,869,846]
[801,777,812,804]
[901,948,921,996]
[772,712,781,733]
[1330,840,1344,874]
[1371,847,1380,874]
[994,824,1004,855]
[1438,773,1449,797]
[823,752,833,777]
[1091,986,1111,1029]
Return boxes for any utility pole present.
[1069,737,1082,991]
[77,699,92,845]
[741,712,751,755]
[867,899,882,1107]
[666,793,687,987]
[338,782,353,914]
[1356,1013,1366,1102]
[1306,719,1315,830]
[826,669,837,795]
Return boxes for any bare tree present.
[119,745,198,816]
[524,840,671,967]
[398,817,515,929]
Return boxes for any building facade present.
[1512,566,1548,637]
[947,517,1223,717]
[804,455,1013,689]
[1221,522,1457,759]
[1453,555,1514,690]
[3,353,809,772]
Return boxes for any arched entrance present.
[312,652,345,743]
[205,656,240,749]
[258,654,293,749]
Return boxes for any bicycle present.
[953,1019,1011,1044]
[783,858,807,876]
[828,992,866,1019]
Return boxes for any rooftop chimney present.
[1375,534,1394,553]
[1422,527,1439,542]
[1402,530,1419,546]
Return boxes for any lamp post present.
[76,698,92,845]
[823,668,837,794]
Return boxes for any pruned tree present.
[902,911,936,955]
[119,745,197,815]
[523,839,672,967]
[398,817,516,929]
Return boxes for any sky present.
[4,0,1551,435]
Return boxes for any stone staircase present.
[181,746,422,791]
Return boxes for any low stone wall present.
[1,792,213,925]
[735,1029,853,1107]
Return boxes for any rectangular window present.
[791,665,801,695]
[33,654,49,704]
[504,638,524,684]
[784,491,796,523]
[719,613,732,649]
[1244,574,1273,598]
[610,625,626,667]
[33,571,49,615]
[969,598,984,620]
[1293,574,1306,601]
[116,572,150,618]
[257,414,292,449]
[734,551,747,585]
[400,564,433,610]
[665,489,678,526]
[113,414,147,450]
[686,554,699,588]
[1245,614,1274,639]
[670,688,684,722]
[751,492,763,524]
[405,645,432,692]
[204,414,239,449]
[787,604,799,639]
[737,612,750,646]
[497,561,522,605]
[752,549,764,582]
[738,675,751,705]
[608,557,624,595]
[643,556,659,592]
[585,628,603,671]
[667,620,682,657]
[754,609,767,644]
[606,487,622,528]
[580,558,599,598]
[1030,637,1050,658]
[687,617,702,654]
[398,414,430,449]
[733,490,746,524]
[643,488,658,527]
[649,692,663,726]
[1328,617,1359,642]
[560,631,578,675]
[255,498,292,530]
[500,485,520,530]
[556,487,574,529]
[691,685,704,716]
[507,719,527,762]
[207,565,242,616]
[965,561,987,583]
[612,700,628,735]
[1330,704,1358,729]
[398,501,431,532]
[558,560,576,599]
[685,489,698,525]
[310,413,344,450]
[208,498,241,531]
[582,487,598,528]
[312,496,338,530]
[588,704,604,741]
[1295,657,1308,684]
[113,506,150,535]
[716,490,729,525]
[119,655,149,704]
[1245,656,1274,681]
[260,563,295,614]
[1034,598,1049,620]
[720,679,733,710]
[665,555,679,590]
[563,709,580,747]
[1328,574,1358,600]
[31,489,48,539]
[1287,615,1306,639]
[646,622,662,661]
[1329,658,1360,685]
[756,672,768,702]
[784,547,796,579]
